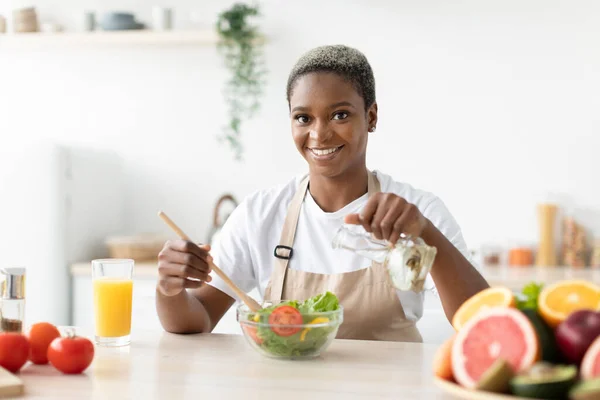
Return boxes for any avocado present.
[522,308,563,363]
[476,359,515,393]
[569,378,600,400]
[510,362,578,399]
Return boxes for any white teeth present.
[311,147,340,156]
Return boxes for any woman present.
[155,45,489,342]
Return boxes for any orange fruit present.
[433,335,455,381]
[451,287,516,331]
[451,307,539,389]
[538,280,600,328]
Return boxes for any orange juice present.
[93,278,133,337]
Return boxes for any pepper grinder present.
[0,268,26,333]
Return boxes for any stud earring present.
[369,126,376,132]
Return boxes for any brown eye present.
[332,111,348,120]
[295,115,310,124]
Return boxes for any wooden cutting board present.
[0,367,23,398]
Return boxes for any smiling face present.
[289,72,378,179]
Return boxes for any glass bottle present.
[536,203,558,266]
[331,225,437,292]
[0,268,26,333]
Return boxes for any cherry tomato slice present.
[242,325,264,345]
[268,305,303,337]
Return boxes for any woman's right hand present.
[157,240,213,297]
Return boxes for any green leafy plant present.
[215,2,267,161]
[515,282,544,310]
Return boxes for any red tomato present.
[243,325,263,345]
[27,322,61,365]
[0,332,30,373]
[268,305,303,337]
[47,335,94,374]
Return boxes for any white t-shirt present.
[208,170,472,322]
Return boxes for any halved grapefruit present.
[581,335,600,380]
[451,307,539,389]
[451,287,516,331]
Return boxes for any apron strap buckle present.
[274,245,293,260]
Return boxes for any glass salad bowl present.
[236,293,344,360]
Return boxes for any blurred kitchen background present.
[1,0,599,344]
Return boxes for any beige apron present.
[264,171,423,342]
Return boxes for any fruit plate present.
[434,377,528,400]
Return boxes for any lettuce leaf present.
[299,291,339,313]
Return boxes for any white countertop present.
[17,330,457,399]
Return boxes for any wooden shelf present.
[0,30,222,47]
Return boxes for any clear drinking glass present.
[92,259,134,347]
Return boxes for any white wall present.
[0,142,126,325]
[2,0,599,253]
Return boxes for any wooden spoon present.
[157,210,262,312]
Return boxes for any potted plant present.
[216,2,267,161]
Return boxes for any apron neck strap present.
[269,170,380,301]
[367,169,381,194]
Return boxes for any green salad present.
[242,292,342,358]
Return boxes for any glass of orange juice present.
[92,259,134,347]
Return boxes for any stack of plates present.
[12,7,39,33]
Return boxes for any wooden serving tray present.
[434,377,532,400]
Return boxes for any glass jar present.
[331,225,437,292]
[591,239,600,269]
[0,267,26,333]
[479,244,504,267]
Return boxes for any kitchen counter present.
[18,330,456,399]
[481,265,600,290]
[68,262,600,346]
[71,261,600,289]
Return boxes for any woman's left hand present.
[344,193,428,244]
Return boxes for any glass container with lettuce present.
[237,291,343,359]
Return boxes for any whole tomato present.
[27,322,61,365]
[0,332,30,373]
[47,333,94,374]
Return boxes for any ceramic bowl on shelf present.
[100,12,145,31]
